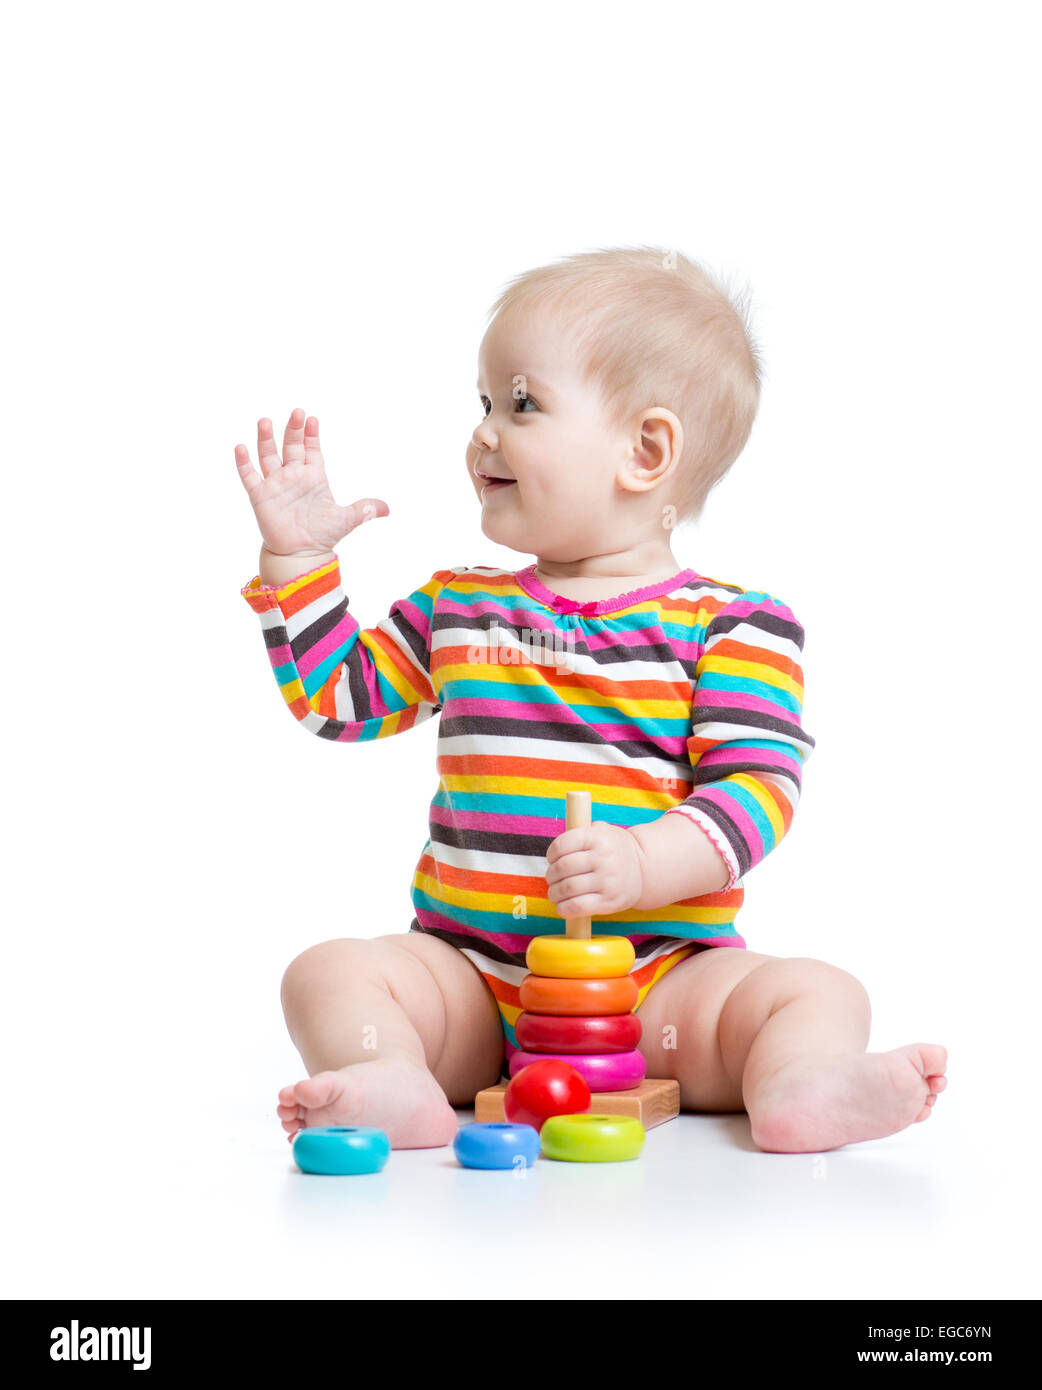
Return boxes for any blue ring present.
[292,1125,391,1175]
[453,1122,541,1170]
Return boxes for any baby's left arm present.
[546,590,815,919]
[658,588,816,900]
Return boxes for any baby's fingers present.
[256,417,283,478]
[282,407,308,466]
[233,443,263,497]
[343,497,391,529]
[303,415,326,471]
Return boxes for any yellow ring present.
[540,1114,646,1163]
[525,935,635,979]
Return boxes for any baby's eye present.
[479,394,539,417]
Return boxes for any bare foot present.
[276,1056,459,1149]
[746,1043,948,1153]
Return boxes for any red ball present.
[504,1058,591,1132]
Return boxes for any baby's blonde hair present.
[486,245,763,523]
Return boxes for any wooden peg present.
[564,789,593,940]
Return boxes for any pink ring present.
[509,1048,646,1092]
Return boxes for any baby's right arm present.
[235,408,449,741]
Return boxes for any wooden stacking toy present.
[475,790,680,1130]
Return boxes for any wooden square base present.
[473,1077,680,1130]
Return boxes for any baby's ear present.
[617,459,657,493]
[618,408,683,494]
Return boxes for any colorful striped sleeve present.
[664,590,816,889]
[240,556,455,742]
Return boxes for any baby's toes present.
[292,1071,344,1111]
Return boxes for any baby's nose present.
[472,427,490,449]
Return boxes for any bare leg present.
[729,958,946,1152]
[276,932,504,1149]
[636,950,947,1152]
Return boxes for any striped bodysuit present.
[242,559,815,1079]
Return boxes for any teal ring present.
[292,1125,391,1175]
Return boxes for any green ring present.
[540,1113,645,1163]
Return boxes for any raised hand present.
[234,408,389,556]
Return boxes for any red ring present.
[515,1012,642,1053]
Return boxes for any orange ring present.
[519,973,639,1016]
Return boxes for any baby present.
[235,246,947,1154]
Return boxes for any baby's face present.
[470,307,649,562]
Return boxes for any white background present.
[2,0,1038,1301]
